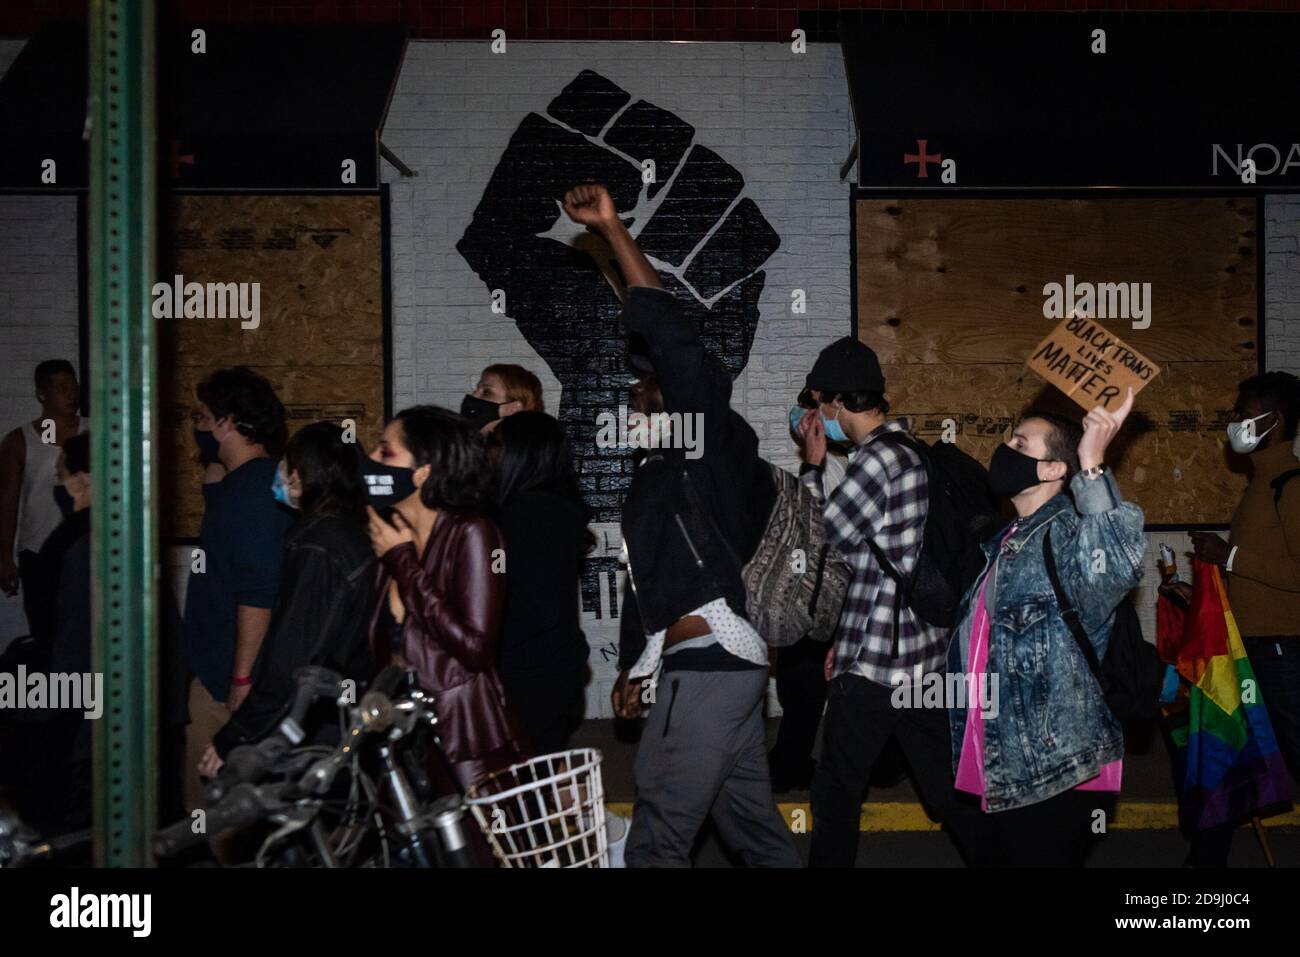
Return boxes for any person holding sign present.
[945,389,1146,867]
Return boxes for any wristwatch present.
[1080,463,1107,481]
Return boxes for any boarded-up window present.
[159,193,387,539]
[855,197,1257,526]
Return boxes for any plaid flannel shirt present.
[801,420,948,686]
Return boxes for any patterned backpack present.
[740,463,851,647]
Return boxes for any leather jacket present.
[616,287,775,669]
[368,509,525,793]
[213,510,375,758]
[946,470,1145,812]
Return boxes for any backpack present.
[739,462,852,647]
[1042,526,1162,723]
[863,432,998,655]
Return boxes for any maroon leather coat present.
[369,509,525,793]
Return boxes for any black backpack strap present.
[864,536,904,659]
[862,429,926,660]
[1041,525,1101,676]
[1271,468,1300,508]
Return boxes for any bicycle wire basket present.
[464,748,609,868]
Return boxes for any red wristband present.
[230,675,253,687]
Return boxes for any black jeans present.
[965,789,1114,867]
[809,672,982,868]
[1244,637,1300,783]
[499,667,587,757]
[17,549,40,635]
[769,635,830,780]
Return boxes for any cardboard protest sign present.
[1026,314,1161,411]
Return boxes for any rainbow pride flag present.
[1158,560,1293,833]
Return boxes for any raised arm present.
[562,183,731,439]
[1056,390,1147,641]
[562,184,662,291]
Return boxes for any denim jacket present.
[945,470,1145,812]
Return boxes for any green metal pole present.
[88,0,157,867]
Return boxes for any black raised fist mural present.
[457,69,781,617]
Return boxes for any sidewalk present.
[573,717,1300,834]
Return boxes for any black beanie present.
[805,336,885,394]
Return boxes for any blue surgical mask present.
[271,465,297,509]
[788,405,808,439]
[822,408,849,443]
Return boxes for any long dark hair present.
[284,422,366,518]
[395,405,495,511]
[494,411,586,510]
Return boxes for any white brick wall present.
[0,193,80,644]
[1266,194,1300,373]
[0,38,23,78]
[0,40,81,644]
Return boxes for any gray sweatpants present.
[624,666,801,868]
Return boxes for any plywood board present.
[159,194,386,539]
[856,197,1257,525]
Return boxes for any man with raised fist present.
[562,183,796,868]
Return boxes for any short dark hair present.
[196,366,287,454]
[63,432,90,474]
[395,405,495,512]
[1020,410,1083,478]
[284,422,365,519]
[802,386,890,416]
[35,359,75,390]
[1238,371,1300,440]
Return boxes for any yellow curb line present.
[605,801,1300,833]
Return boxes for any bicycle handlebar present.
[207,666,345,802]
[154,783,288,859]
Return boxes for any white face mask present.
[1226,411,1276,455]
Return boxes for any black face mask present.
[54,484,76,519]
[359,458,417,506]
[987,443,1050,500]
[193,427,222,466]
[459,394,501,429]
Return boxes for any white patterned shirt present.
[629,596,767,680]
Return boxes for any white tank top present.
[17,419,66,554]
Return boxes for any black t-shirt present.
[182,457,294,702]
[27,509,91,643]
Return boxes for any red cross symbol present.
[903,139,942,179]
[169,140,195,179]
